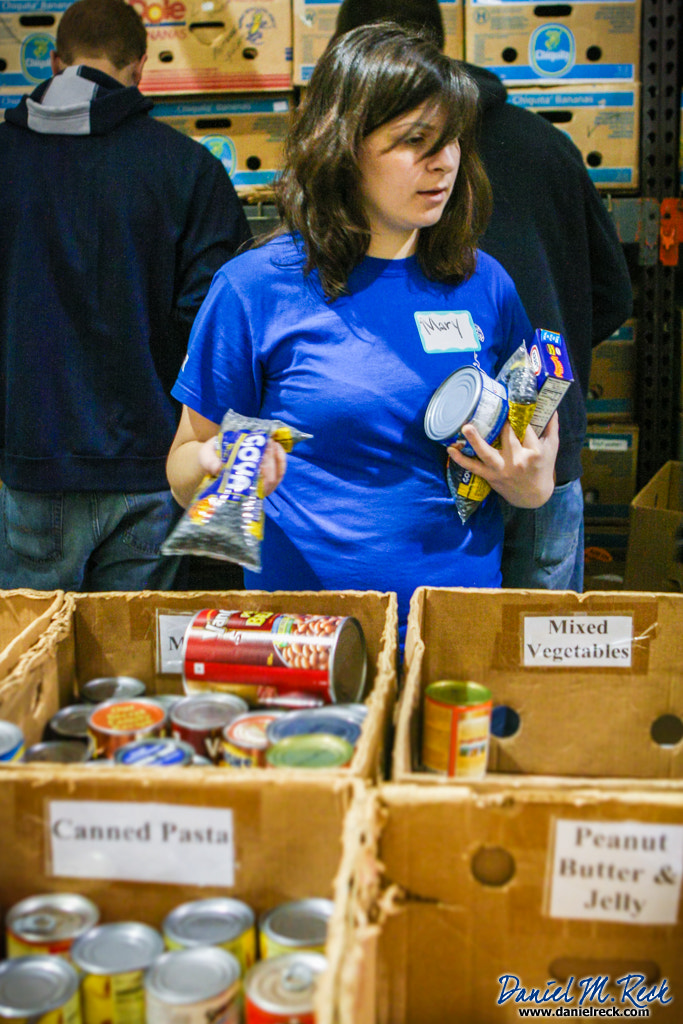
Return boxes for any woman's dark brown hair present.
[274,22,492,300]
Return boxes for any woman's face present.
[357,101,461,259]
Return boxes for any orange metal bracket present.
[660,198,683,266]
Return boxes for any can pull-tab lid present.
[283,964,314,993]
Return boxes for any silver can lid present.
[7,893,99,943]
[245,952,327,1014]
[81,676,147,703]
[259,899,333,949]
[424,365,483,441]
[48,703,93,740]
[163,898,254,948]
[170,693,249,730]
[24,740,90,763]
[146,945,241,1003]
[71,921,164,974]
[0,955,80,1016]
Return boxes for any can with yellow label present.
[421,680,492,778]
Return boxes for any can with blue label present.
[424,365,509,450]
[113,738,196,767]
[0,720,25,763]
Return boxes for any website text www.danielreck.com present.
[496,973,672,1018]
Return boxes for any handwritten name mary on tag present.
[415,311,480,353]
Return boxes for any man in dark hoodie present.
[334,0,633,592]
[0,0,251,591]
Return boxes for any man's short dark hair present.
[334,0,445,50]
[56,0,147,69]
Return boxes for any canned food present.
[46,704,93,743]
[244,952,327,1023]
[259,900,332,960]
[182,610,366,707]
[80,676,146,703]
[424,365,509,449]
[113,738,196,767]
[0,720,24,763]
[265,735,354,770]
[222,711,284,769]
[24,741,90,764]
[6,893,100,959]
[0,955,82,1023]
[421,680,492,778]
[163,898,256,974]
[145,946,242,1024]
[71,922,164,1024]
[87,698,167,760]
[321,703,368,726]
[170,693,249,764]
[265,710,361,748]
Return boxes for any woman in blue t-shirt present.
[166,22,558,629]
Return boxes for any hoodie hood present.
[463,62,508,113]
[4,65,152,135]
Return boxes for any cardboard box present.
[393,586,683,780]
[151,94,291,195]
[624,461,683,593]
[465,0,641,85]
[292,0,464,87]
[134,0,292,95]
[0,0,65,96]
[0,590,75,745]
[581,422,639,520]
[587,319,637,420]
[0,762,361,969]
[3,589,398,778]
[322,781,683,1024]
[508,84,640,190]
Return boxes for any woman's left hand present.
[260,439,288,497]
[447,412,559,508]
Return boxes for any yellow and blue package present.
[162,410,311,572]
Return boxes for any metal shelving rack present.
[631,0,682,488]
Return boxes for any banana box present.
[0,0,68,95]
[465,0,641,85]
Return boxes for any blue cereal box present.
[528,329,573,435]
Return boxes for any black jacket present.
[468,64,633,483]
[0,66,252,493]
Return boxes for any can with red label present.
[170,692,249,764]
[244,952,326,1023]
[222,711,284,768]
[182,610,367,707]
[87,698,167,760]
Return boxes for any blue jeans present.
[0,487,182,592]
[500,478,584,591]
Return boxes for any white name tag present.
[48,800,235,886]
[548,818,683,925]
[415,311,480,353]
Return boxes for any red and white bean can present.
[182,610,367,708]
[244,952,327,1023]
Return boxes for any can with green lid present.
[265,733,354,769]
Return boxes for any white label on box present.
[48,801,235,886]
[523,615,633,667]
[588,437,630,451]
[548,818,683,925]
[156,612,194,674]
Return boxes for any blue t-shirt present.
[172,234,533,627]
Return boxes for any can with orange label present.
[182,609,366,708]
[87,698,167,760]
[421,680,492,778]
[244,952,326,1024]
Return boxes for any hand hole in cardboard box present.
[533,5,572,17]
[19,14,55,25]
[501,47,518,64]
[586,45,603,62]
[587,151,603,168]
[650,713,683,748]
[189,21,225,45]
[491,705,520,739]
[159,51,174,63]
[471,846,515,887]
[242,47,258,60]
